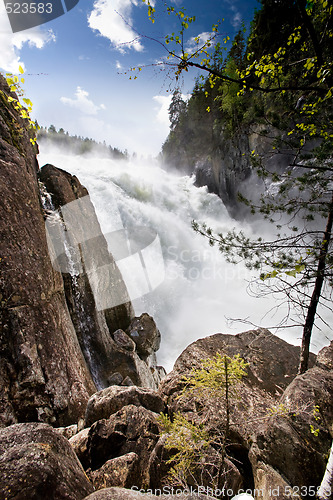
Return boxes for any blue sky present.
[0,0,259,156]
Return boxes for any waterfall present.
[38,147,329,372]
[39,180,103,388]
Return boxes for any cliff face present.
[0,75,162,428]
[38,163,135,391]
[163,119,294,218]
[0,76,96,426]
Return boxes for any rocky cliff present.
[0,74,163,429]
[163,120,295,219]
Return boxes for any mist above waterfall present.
[38,145,330,371]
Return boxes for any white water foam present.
[38,146,331,371]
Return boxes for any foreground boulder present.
[87,404,160,486]
[250,340,333,499]
[158,329,321,492]
[159,329,311,440]
[0,422,94,500]
[87,452,140,489]
[84,385,166,427]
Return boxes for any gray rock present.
[107,372,124,386]
[316,340,333,370]
[85,385,166,427]
[87,405,160,486]
[122,376,135,386]
[113,329,136,351]
[99,343,162,390]
[87,452,140,489]
[127,313,161,358]
[55,424,78,439]
[0,422,94,500]
[69,427,90,469]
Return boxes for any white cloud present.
[153,92,189,127]
[185,32,216,55]
[231,11,242,28]
[153,95,172,126]
[226,1,242,29]
[88,0,144,53]
[60,87,106,115]
[0,6,56,72]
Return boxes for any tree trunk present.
[317,440,333,500]
[296,0,324,67]
[298,197,333,374]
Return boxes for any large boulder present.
[87,452,140,490]
[0,422,94,500]
[87,405,161,487]
[249,340,333,499]
[159,329,311,439]
[84,385,166,427]
[127,313,161,359]
[158,329,318,492]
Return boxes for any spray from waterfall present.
[39,180,103,388]
[37,146,331,372]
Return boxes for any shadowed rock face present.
[0,74,162,427]
[39,163,135,390]
[0,75,95,427]
[87,404,161,486]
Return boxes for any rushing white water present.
[38,146,330,371]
